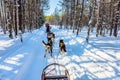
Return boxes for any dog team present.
[42,23,67,58]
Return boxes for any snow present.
[0,26,120,80]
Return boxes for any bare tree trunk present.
[8,1,13,38]
[113,1,120,37]
[72,0,76,33]
[1,0,7,34]
[14,0,18,37]
[77,0,84,35]
[70,0,74,29]
[110,3,114,36]
[96,1,100,37]
[18,0,22,31]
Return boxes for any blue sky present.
[45,0,59,16]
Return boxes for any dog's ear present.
[60,39,63,43]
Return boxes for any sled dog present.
[42,40,53,57]
[59,39,67,55]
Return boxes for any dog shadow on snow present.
[47,36,120,80]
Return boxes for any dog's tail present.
[42,40,47,46]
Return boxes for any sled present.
[42,63,70,80]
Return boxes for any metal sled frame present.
[42,63,70,80]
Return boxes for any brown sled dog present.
[59,39,67,54]
[42,40,53,57]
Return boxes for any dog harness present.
[59,43,63,48]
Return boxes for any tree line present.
[0,0,49,39]
[0,0,119,42]
[47,0,120,42]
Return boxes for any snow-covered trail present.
[47,27,120,80]
[0,28,48,80]
[13,29,46,80]
[0,26,120,80]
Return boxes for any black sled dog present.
[59,39,67,55]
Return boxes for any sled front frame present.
[42,63,70,80]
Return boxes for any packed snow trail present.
[0,26,120,80]
[0,28,48,80]
[14,29,46,80]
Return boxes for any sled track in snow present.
[0,32,38,64]
[0,42,22,64]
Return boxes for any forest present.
[0,0,120,41]
[0,0,49,38]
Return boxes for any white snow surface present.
[0,26,120,80]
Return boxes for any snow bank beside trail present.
[0,40,14,50]
[0,29,42,55]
